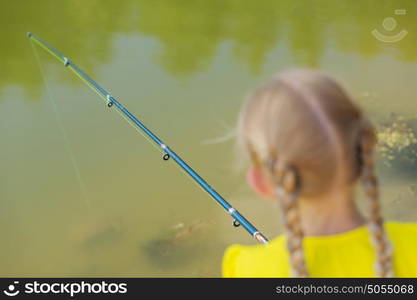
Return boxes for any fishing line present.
[30,39,92,209]
[27,33,268,244]
[66,56,163,154]
[71,65,217,205]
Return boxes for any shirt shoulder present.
[386,221,417,238]
[222,221,417,277]
[385,221,417,277]
[222,235,290,277]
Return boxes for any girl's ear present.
[246,166,274,199]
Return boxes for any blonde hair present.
[238,69,393,277]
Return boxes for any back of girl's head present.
[238,69,392,277]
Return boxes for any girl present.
[223,70,417,277]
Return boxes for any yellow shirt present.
[223,221,417,277]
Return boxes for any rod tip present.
[26,32,33,38]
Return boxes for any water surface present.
[1,0,416,276]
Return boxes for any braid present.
[269,159,308,277]
[360,122,394,277]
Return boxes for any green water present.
[1,0,416,276]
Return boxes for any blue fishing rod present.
[27,32,268,244]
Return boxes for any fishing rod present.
[27,32,268,244]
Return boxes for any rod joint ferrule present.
[253,232,268,244]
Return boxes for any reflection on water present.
[142,219,213,270]
[2,0,417,94]
[377,114,417,177]
[1,0,416,276]
[71,217,124,251]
